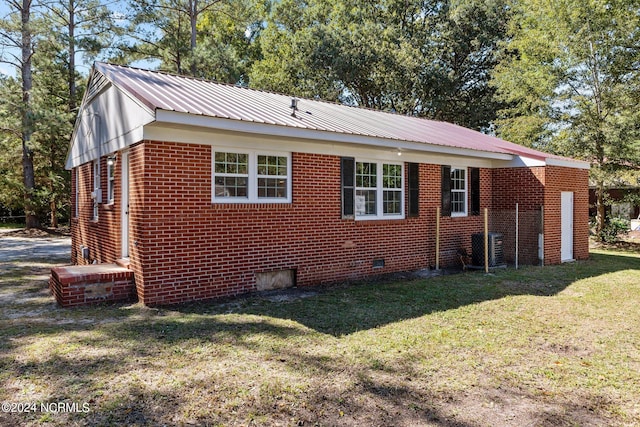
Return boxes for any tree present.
[31,40,78,227]
[0,0,40,229]
[122,0,262,82]
[250,0,509,130]
[40,0,119,113]
[493,0,640,235]
[0,76,26,215]
[36,0,118,226]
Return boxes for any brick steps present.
[115,258,131,269]
[50,264,136,307]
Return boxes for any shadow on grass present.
[2,252,637,425]
[4,252,639,342]
[171,251,640,337]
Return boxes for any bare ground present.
[0,235,638,426]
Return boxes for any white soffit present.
[153,110,515,162]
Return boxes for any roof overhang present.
[155,110,515,162]
[546,157,590,170]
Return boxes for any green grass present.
[1,248,640,426]
[0,222,24,229]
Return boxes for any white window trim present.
[355,159,404,221]
[74,167,79,218]
[92,159,101,220]
[450,167,467,217]
[211,147,292,204]
[107,158,115,204]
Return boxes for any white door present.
[121,151,130,258]
[561,191,574,262]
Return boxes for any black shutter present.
[341,157,355,218]
[470,167,480,216]
[441,165,451,217]
[408,163,419,217]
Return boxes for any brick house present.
[54,63,590,306]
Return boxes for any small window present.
[74,168,79,218]
[451,168,467,216]
[442,165,471,217]
[383,163,402,215]
[212,149,290,203]
[92,159,100,220]
[354,160,404,220]
[107,157,116,204]
[356,162,377,216]
[214,152,249,198]
[257,155,288,198]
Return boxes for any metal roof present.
[93,62,574,163]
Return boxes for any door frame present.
[120,150,130,259]
[561,191,574,262]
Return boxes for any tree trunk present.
[68,0,76,113]
[596,181,606,236]
[50,200,58,228]
[189,0,198,76]
[21,0,40,230]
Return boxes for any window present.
[214,152,248,198]
[354,160,404,219]
[442,166,479,217]
[356,162,377,215]
[74,168,79,218]
[257,155,288,198]
[212,149,290,203]
[383,163,402,215]
[450,168,466,216]
[107,157,115,204]
[92,159,101,220]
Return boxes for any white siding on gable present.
[66,77,155,169]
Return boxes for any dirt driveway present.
[0,229,71,263]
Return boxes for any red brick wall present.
[70,158,121,265]
[124,141,498,305]
[491,167,545,265]
[127,142,147,302]
[70,140,590,305]
[543,166,590,264]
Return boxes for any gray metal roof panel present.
[93,62,568,161]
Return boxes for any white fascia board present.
[496,155,591,170]
[499,156,547,168]
[546,157,591,170]
[154,110,514,162]
[143,123,498,168]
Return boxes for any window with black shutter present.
[341,157,355,218]
[470,167,480,216]
[441,165,451,216]
[442,165,473,217]
[408,163,419,217]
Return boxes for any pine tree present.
[0,0,40,228]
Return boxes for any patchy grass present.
[1,249,640,426]
[0,222,24,229]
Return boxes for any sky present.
[0,1,15,76]
[0,0,142,78]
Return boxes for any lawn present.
[1,247,639,426]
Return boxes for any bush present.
[599,217,630,243]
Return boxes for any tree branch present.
[0,126,22,139]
